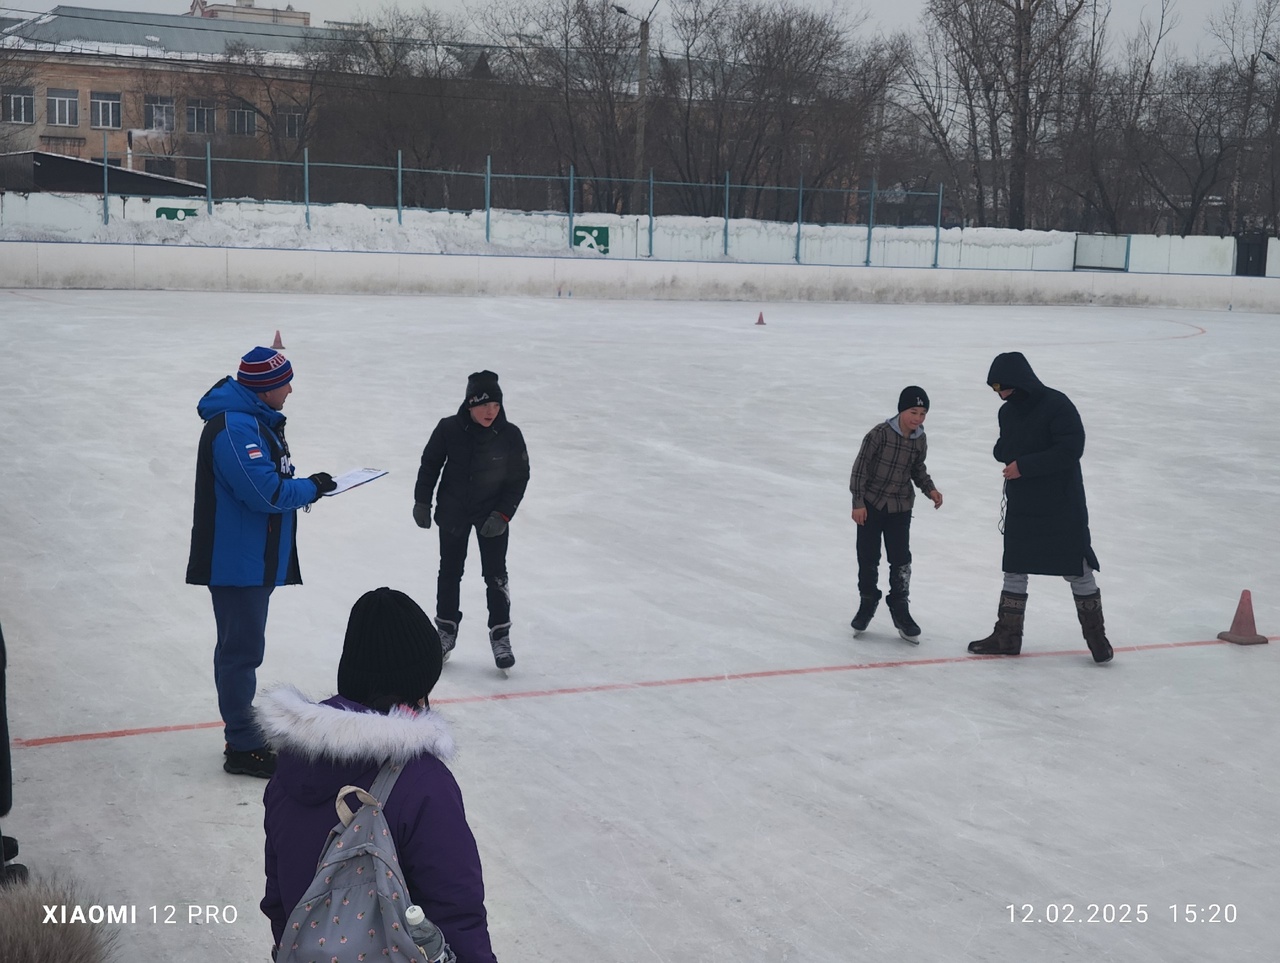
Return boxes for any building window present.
[187,99,216,134]
[279,109,303,139]
[144,95,175,131]
[228,104,257,136]
[47,88,79,126]
[91,92,122,129]
[2,87,36,124]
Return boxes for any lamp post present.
[615,1,660,214]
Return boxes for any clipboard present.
[323,468,388,496]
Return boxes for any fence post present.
[723,171,730,257]
[101,131,109,225]
[932,182,943,268]
[205,141,213,215]
[794,174,804,264]
[865,179,876,267]
[485,155,492,244]
[396,150,403,226]
[1123,234,1131,271]
[304,147,311,231]
[647,168,654,258]
[568,164,575,250]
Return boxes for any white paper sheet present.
[323,467,388,495]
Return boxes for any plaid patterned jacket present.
[849,419,935,513]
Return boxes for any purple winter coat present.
[256,685,498,963]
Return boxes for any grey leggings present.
[1003,559,1098,596]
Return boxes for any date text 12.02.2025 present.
[1007,904,1238,923]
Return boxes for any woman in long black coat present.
[969,352,1113,663]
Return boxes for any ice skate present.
[489,622,514,675]
[887,565,920,643]
[435,616,459,663]
[888,600,920,643]
[851,591,881,636]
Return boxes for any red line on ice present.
[11,636,1272,748]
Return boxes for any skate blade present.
[499,667,511,679]
[851,628,865,638]
[898,630,921,645]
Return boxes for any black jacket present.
[414,405,530,534]
[989,352,1099,576]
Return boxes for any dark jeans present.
[437,525,510,628]
[209,584,274,751]
[856,503,913,600]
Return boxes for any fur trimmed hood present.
[256,684,455,766]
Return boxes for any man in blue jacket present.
[187,347,336,777]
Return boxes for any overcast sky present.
[11,0,1220,55]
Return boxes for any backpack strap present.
[334,758,405,827]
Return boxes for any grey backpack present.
[277,760,426,963]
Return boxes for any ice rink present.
[2,289,1277,962]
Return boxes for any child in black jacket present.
[414,371,530,671]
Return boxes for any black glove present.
[308,472,337,500]
[413,503,433,529]
[479,510,509,537]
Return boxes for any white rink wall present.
[1,189,1279,306]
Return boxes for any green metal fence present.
[99,134,948,264]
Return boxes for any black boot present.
[968,591,1027,654]
[887,564,920,642]
[1074,590,1113,663]
[851,590,881,635]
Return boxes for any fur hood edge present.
[255,684,456,765]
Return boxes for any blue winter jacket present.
[186,377,320,587]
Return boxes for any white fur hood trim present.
[255,684,456,765]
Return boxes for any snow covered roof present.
[0,4,346,61]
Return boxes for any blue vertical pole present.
[102,131,109,225]
[723,171,730,257]
[485,155,492,243]
[865,179,876,267]
[304,147,311,231]
[932,182,944,268]
[568,164,575,249]
[205,142,213,215]
[794,174,804,263]
[396,150,403,226]
[647,168,654,257]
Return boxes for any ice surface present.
[1,291,1277,961]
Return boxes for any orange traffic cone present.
[271,330,285,350]
[1217,590,1268,645]
[756,311,765,325]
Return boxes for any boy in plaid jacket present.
[849,386,943,641]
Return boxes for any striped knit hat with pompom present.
[236,346,294,392]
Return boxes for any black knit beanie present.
[465,370,502,408]
[337,588,443,711]
[898,386,930,412]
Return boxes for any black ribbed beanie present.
[337,588,443,710]
[465,370,502,408]
[897,386,930,412]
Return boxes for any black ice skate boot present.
[887,565,920,643]
[851,590,881,636]
[489,622,515,671]
[1074,591,1114,664]
[968,591,1027,654]
[435,614,459,662]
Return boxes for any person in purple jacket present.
[256,587,498,963]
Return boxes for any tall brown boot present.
[968,591,1027,654]
[1074,590,1114,663]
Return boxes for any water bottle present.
[404,905,455,963]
